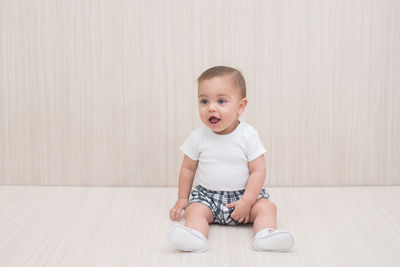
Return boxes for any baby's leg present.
[248,198,277,234]
[249,198,295,251]
[185,203,214,238]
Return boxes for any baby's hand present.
[226,199,252,224]
[169,199,189,222]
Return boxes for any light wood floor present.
[0,186,399,267]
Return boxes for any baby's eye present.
[200,99,208,104]
[218,99,227,104]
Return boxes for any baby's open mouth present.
[209,116,221,124]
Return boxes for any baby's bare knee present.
[252,198,277,218]
[185,203,213,223]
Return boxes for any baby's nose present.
[208,103,217,111]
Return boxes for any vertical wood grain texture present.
[0,0,399,186]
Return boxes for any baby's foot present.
[168,223,208,252]
[253,228,295,252]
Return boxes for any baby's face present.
[198,75,247,135]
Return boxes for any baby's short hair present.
[197,66,246,98]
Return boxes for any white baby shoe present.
[168,223,208,252]
[253,228,295,252]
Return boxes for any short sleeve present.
[180,132,200,161]
[246,131,267,162]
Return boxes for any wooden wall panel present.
[0,0,399,186]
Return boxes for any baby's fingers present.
[231,211,241,221]
[169,208,176,221]
[238,217,245,223]
[174,208,182,221]
[169,207,181,221]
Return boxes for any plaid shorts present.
[188,185,270,225]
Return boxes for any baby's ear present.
[238,98,248,115]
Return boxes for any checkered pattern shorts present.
[188,185,270,225]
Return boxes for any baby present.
[168,66,295,252]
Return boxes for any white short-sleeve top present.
[180,121,267,191]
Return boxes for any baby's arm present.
[169,155,198,221]
[242,154,267,205]
[227,155,266,223]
